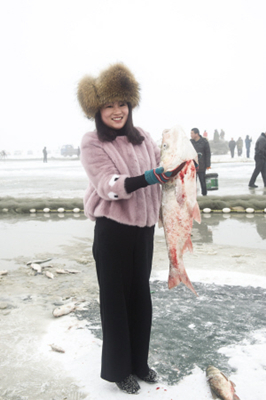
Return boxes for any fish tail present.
[168,272,181,289]
[183,275,198,296]
[168,261,198,296]
[193,203,201,224]
[182,235,193,253]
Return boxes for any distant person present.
[245,135,252,158]
[43,147,47,163]
[229,138,236,158]
[220,129,225,140]
[190,128,211,196]
[77,146,80,157]
[203,130,208,139]
[0,150,7,159]
[248,132,266,188]
[236,137,243,156]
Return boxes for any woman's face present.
[100,101,129,130]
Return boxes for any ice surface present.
[1,156,266,200]
[1,159,88,199]
[1,157,266,399]
[37,307,265,399]
[1,214,265,399]
[75,282,266,386]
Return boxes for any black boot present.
[116,375,140,394]
[138,368,158,383]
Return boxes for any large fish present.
[206,365,241,400]
[159,125,201,294]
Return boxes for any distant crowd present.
[228,135,252,158]
[1,131,266,192]
[191,130,266,192]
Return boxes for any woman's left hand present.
[144,167,172,185]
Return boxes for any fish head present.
[160,129,177,171]
[206,365,222,377]
[160,125,198,172]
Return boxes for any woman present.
[77,63,171,394]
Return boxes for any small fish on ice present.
[49,344,65,353]
[206,365,240,400]
[26,258,53,266]
[56,269,69,274]
[53,303,76,317]
[30,263,42,273]
[65,269,80,274]
[45,271,54,279]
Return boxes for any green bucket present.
[205,173,218,191]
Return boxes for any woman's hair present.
[94,103,144,145]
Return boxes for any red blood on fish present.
[170,247,178,267]
[179,171,185,183]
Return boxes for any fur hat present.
[77,63,140,119]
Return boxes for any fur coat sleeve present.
[81,136,132,201]
[80,128,161,227]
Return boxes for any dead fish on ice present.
[49,344,65,353]
[53,303,76,317]
[0,270,8,275]
[206,365,240,400]
[160,125,201,295]
[65,269,80,274]
[26,258,52,266]
[45,271,54,279]
[56,269,69,274]
[30,263,42,273]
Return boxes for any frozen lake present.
[1,159,88,199]
[0,156,266,399]
[1,155,266,199]
[0,212,266,399]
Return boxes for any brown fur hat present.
[77,63,140,119]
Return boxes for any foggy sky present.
[1,0,266,151]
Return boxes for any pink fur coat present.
[80,128,161,227]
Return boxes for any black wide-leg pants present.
[92,217,155,382]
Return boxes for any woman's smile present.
[100,101,129,129]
